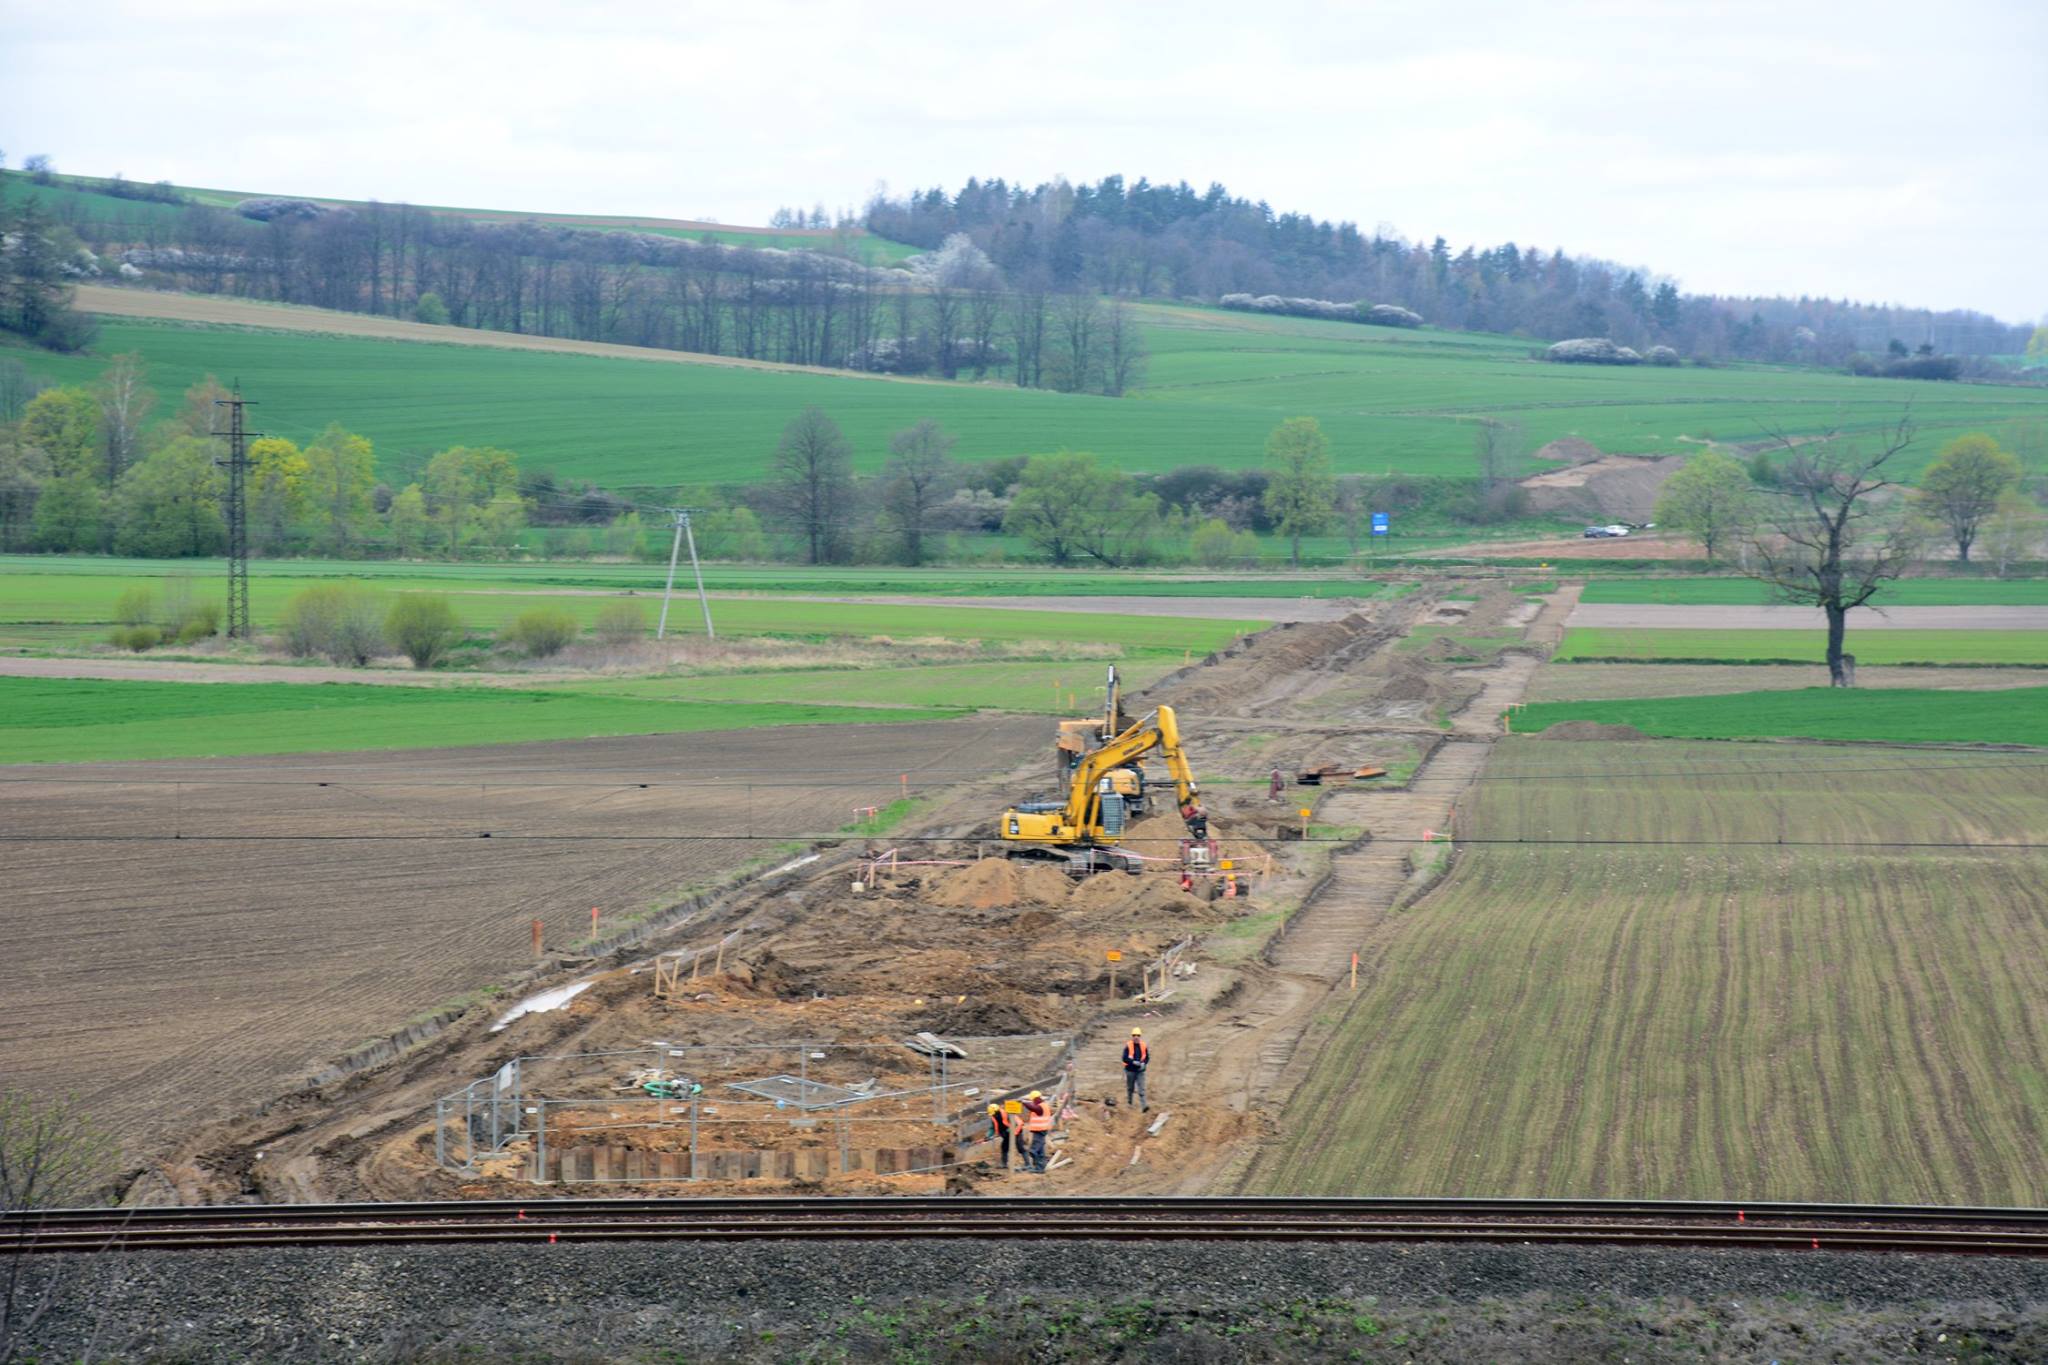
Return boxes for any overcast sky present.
[5,0,2043,320]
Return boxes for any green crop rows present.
[1513,685,2048,746]
[1258,739,2048,1204]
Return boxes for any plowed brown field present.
[0,716,1040,1154]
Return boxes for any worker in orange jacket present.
[986,1102,1015,1171]
[1122,1027,1151,1111]
[1020,1090,1054,1173]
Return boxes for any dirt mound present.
[1537,721,1648,741]
[1068,873,1208,916]
[1377,660,1439,702]
[724,951,812,998]
[1519,454,1685,522]
[920,994,1064,1036]
[924,859,1073,910]
[1530,436,1605,466]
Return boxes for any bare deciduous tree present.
[2,1089,115,1364]
[772,406,854,564]
[1474,420,1523,488]
[94,352,154,488]
[879,420,958,565]
[1103,297,1146,397]
[1051,291,1101,393]
[1743,413,1923,687]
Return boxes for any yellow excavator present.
[1003,699,1209,875]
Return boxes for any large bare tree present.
[879,420,958,565]
[1743,414,1923,687]
[771,406,854,564]
[1103,297,1146,397]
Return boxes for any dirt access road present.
[768,594,1370,622]
[0,715,1040,1159]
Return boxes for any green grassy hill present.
[0,170,917,263]
[11,162,2045,489]
[18,303,2047,494]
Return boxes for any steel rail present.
[14,1195,2048,1225]
[7,1198,2047,1258]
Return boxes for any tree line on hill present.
[7,156,2038,386]
[862,175,2036,369]
[0,163,1143,395]
[1,352,1426,567]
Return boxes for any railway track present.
[7,1196,2047,1257]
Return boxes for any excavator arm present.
[1002,704,1207,859]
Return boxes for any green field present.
[13,290,2046,491]
[1555,627,2048,666]
[1514,685,2048,746]
[1581,577,2048,606]
[0,676,957,764]
[0,554,1389,600]
[1258,739,2048,1203]
[561,656,1178,715]
[0,565,1258,654]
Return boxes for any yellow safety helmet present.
[987,1103,999,1114]
[1131,1028,1143,1036]
[1028,1090,1043,1099]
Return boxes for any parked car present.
[1583,524,1632,538]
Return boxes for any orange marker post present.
[591,906,601,937]
[1106,949,1122,1001]
[1350,952,1359,990]
[531,917,544,958]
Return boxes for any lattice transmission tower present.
[212,386,259,640]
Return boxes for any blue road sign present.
[1370,512,1389,536]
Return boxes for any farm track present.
[11,1196,2046,1258]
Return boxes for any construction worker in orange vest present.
[986,1102,1015,1172]
[1122,1028,1150,1111]
[1021,1090,1054,1173]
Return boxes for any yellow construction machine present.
[1002,700,1209,875]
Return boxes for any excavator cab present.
[1001,703,1203,876]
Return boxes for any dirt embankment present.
[1520,448,1686,524]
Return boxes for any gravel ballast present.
[13,1238,2048,1361]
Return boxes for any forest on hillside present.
[864,175,2035,366]
[3,164,2039,389]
